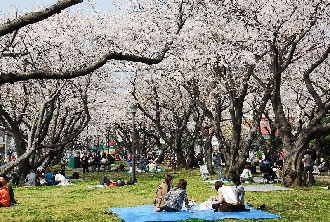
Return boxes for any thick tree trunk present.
[175,148,185,168]
[185,147,195,168]
[282,139,307,187]
[225,152,247,178]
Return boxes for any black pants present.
[303,166,315,184]
[212,202,248,212]
[100,176,111,186]
[82,164,89,173]
[8,184,16,204]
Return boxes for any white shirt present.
[240,169,252,179]
[148,163,157,172]
[55,174,66,182]
[218,185,238,204]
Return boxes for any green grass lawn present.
[1,168,329,222]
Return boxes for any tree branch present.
[0,51,168,85]
[0,0,83,37]
[303,44,330,110]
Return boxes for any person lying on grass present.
[99,176,135,187]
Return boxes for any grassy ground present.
[1,168,329,222]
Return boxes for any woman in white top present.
[240,164,253,182]
[212,179,247,212]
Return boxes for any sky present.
[0,0,117,13]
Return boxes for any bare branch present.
[303,44,330,110]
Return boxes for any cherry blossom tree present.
[0,0,187,84]
[0,78,90,175]
[121,0,329,187]
[263,0,330,186]
[0,0,189,173]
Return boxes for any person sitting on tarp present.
[260,160,276,182]
[25,170,37,186]
[54,171,70,185]
[211,180,248,212]
[154,175,173,212]
[8,168,21,186]
[36,167,46,186]
[164,179,193,212]
[0,175,16,205]
[240,164,253,183]
[0,181,10,207]
[148,161,158,173]
[45,167,56,186]
[137,161,147,172]
[113,164,125,171]
[232,174,245,204]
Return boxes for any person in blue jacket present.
[45,167,55,186]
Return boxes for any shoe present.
[257,204,266,210]
[247,202,253,207]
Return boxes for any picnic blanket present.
[238,184,292,192]
[208,184,292,192]
[87,185,106,189]
[109,204,281,222]
[204,180,230,184]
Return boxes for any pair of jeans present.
[100,176,111,186]
[218,165,223,181]
[303,166,314,184]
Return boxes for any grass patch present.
[1,168,329,221]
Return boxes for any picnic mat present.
[239,184,293,192]
[109,204,281,222]
[204,180,230,184]
[208,184,293,192]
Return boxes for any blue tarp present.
[109,204,281,222]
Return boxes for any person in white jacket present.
[240,165,253,183]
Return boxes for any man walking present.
[302,150,315,185]
[213,148,226,181]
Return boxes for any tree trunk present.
[281,139,307,187]
[185,148,195,168]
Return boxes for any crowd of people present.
[24,166,71,187]
[0,145,328,209]
[210,146,328,185]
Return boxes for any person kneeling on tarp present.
[154,175,173,212]
[0,181,10,207]
[212,180,248,212]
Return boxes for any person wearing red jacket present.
[0,175,16,205]
[0,181,10,207]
